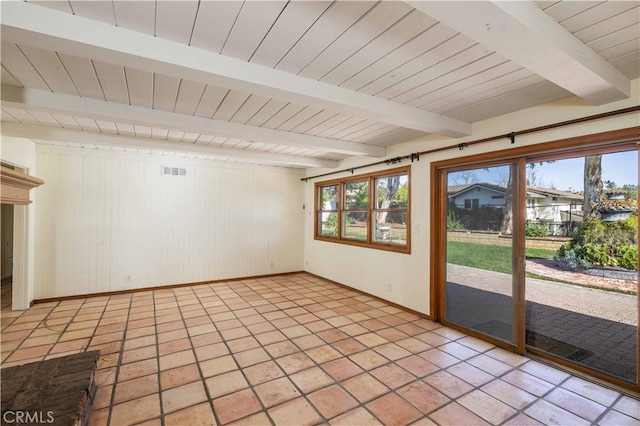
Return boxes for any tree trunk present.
[583,155,603,219]
[377,176,400,225]
[501,167,513,234]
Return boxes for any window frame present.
[314,166,410,254]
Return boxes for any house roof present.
[448,183,584,200]
[1,1,638,169]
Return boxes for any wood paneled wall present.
[34,151,304,298]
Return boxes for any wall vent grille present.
[162,166,186,176]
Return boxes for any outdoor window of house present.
[315,166,410,253]
[464,199,479,209]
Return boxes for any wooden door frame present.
[430,126,640,391]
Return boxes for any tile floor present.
[1,273,639,425]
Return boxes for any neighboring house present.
[448,183,583,223]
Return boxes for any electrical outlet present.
[386,282,392,292]
[270,261,274,269]
[125,275,132,283]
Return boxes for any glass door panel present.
[525,151,638,384]
[445,164,516,344]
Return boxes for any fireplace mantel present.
[1,165,44,205]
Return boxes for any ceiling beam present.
[1,85,382,157]
[408,1,630,105]
[1,122,338,169]
[0,1,471,138]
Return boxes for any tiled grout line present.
[177,284,226,426]
[2,273,638,425]
[102,293,135,426]
[207,279,433,424]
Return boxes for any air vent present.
[162,166,186,176]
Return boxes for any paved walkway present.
[526,258,638,294]
[448,264,638,325]
[446,264,638,383]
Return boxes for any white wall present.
[0,136,38,309]
[34,148,305,299]
[304,78,640,316]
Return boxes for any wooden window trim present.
[314,166,411,254]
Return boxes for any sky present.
[449,150,638,192]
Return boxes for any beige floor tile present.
[113,374,159,404]
[206,370,249,399]
[481,379,537,410]
[308,384,359,419]
[397,381,449,414]
[330,407,383,425]
[110,394,161,425]
[159,349,196,371]
[349,349,389,370]
[525,400,591,426]
[429,402,490,426]
[502,370,555,397]
[305,345,341,364]
[87,407,109,426]
[458,389,518,424]
[243,360,285,385]
[226,336,260,353]
[374,342,412,361]
[276,352,316,374]
[158,338,191,357]
[613,395,640,420]
[366,392,422,426]
[561,376,621,406]
[290,366,334,393]
[447,362,495,387]
[396,355,439,377]
[160,363,202,390]
[321,357,363,381]
[502,413,545,425]
[164,402,216,426]
[598,410,640,426]
[213,389,262,424]
[267,397,322,426]
[343,373,389,403]
[370,364,416,389]
[233,347,270,368]
[3,272,638,426]
[122,344,157,364]
[220,326,251,341]
[520,360,571,385]
[117,358,158,382]
[355,332,389,348]
[264,341,299,358]
[162,381,208,414]
[423,370,474,399]
[544,388,607,422]
[253,377,301,408]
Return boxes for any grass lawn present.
[447,241,556,275]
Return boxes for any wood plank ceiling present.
[1,1,638,169]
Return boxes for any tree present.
[455,171,479,185]
[501,167,513,234]
[583,155,603,219]
[376,176,401,225]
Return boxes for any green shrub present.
[555,213,638,271]
[618,245,638,270]
[525,221,548,237]
[447,211,465,230]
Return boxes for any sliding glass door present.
[437,141,638,389]
[524,151,638,384]
[444,164,518,345]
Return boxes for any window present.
[464,199,479,209]
[315,166,410,253]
